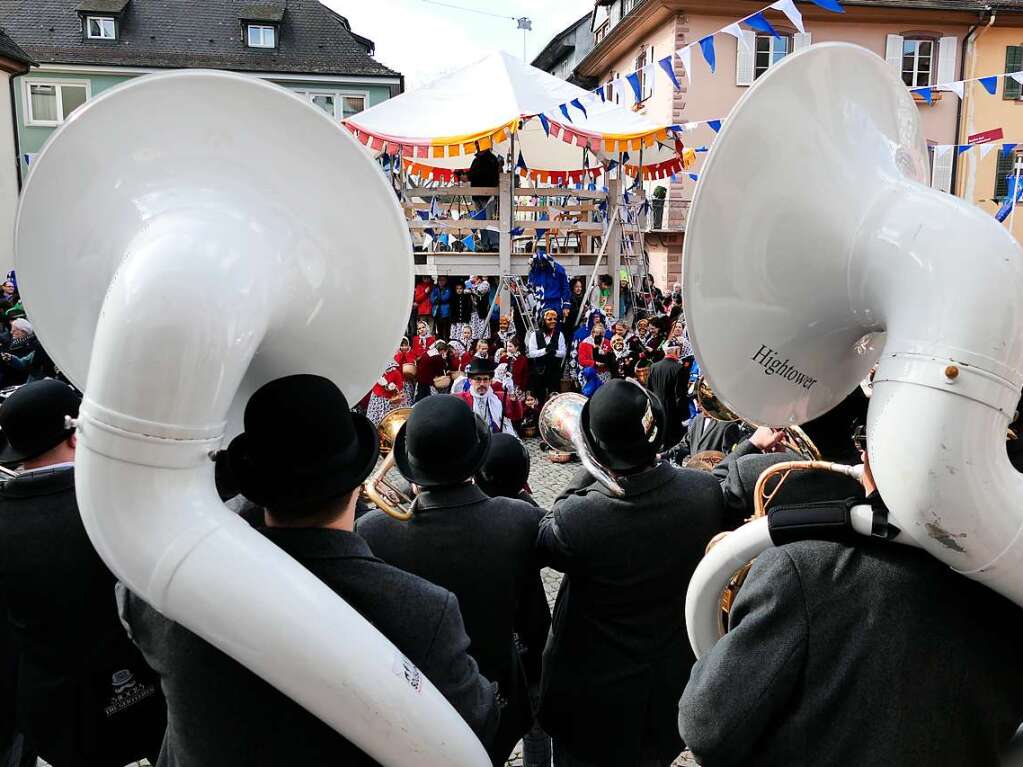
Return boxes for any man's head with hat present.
[581,378,665,475]
[0,379,81,469]
[464,357,496,399]
[394,395,490,489]
[226,374,377,526]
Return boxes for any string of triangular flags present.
[912,72,1023,104]
[549,0,844,119]
[931,141,1023,160]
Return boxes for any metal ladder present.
[499,274,538,336]
[619,202,655,319]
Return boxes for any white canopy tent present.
[344,51,690,182]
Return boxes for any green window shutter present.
[1004,46,1023,100]
[995,150,1015,200]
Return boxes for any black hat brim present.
[393,414,491,487]
[227,413,379,508]
[0,429,68,465]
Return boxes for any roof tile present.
[0,0,399,77]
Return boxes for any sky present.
[321,0,595,88]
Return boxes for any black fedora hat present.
[580,379,665,472]
[0,379,81,464]
[476,433,529,499]
[394,394,490,487]
[226,374,377,508]
[464,357,496,378]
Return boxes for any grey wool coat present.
[119,527,497,767]
[357,483,544,765]
[680,538,1023,767]
[537,462,727,766]
[713,440,864,529]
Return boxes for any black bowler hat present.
[464,357,496,378]
[226,374,377,508]
[476,433,530,499]
[581,379,665,472]
[394,395,490,487]
[0,379,81,464]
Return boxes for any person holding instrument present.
[537,380,726,767]
[680,440,1023,767]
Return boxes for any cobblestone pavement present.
[504,441,697,767]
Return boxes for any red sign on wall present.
[968,128,1005,145]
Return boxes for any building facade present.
[954,4,1023,241]
[531,14,596,87]
[2,0,401,178]
[575,0,991,287]
[0,29,33,268]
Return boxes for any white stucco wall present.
[0,73,17,272]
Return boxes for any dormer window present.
[240,2,286,50]
[246,24,277,49]
[86,16,116,39]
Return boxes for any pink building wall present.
[588,8,974,285]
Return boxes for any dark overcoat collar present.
[414,482,488,512]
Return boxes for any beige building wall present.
[955,24,1023,243]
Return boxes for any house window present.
[623,0,641,14]
[293,90,367,120]
[994,150,1023,200]
[1005,45,1023,100]
[754,34,790,79]
[85,16,116,39]
[247,24,277,48]
[25,81,90,126]
[342,95,365,118]
[902,38,934,88]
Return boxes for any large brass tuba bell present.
[538,393,625,496]
[362,408,415,521]
[694,376,821,461]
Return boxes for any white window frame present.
[85,16,116,40]
[633,46,655,102]
[247,24,277,49]
[753,33,792,80]
[23,79,92,127]
[902,38,935,88]
[292,88,369,121]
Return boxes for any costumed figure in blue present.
[527,248,570,325]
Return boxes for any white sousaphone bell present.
[16,70,490,765]
[683,43,1023,656]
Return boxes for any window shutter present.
[931,148,954,194]
[1004,46,1023,100]
[886,34,904,73]
[644,46,655,100]
[937,37,958,85]
[736,30,755,86]
[793,32,812,51]
[995,150,1016,199]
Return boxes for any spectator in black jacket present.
[0,380,166,766]
[120,376,497,766]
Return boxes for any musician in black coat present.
[680,452,1023,767]
[0,381,165,767]
[358,396,542,765]
[537,380,727,766]
[122,377,497,766]
[712,390,868,528]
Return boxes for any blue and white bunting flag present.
[771,0,804,31]
[659,56,681,90]
[699,36,716,73]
